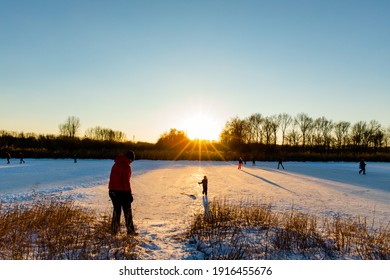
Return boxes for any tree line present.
[1,114,390,161]
[220,112,390,151]
[58,116,126,142]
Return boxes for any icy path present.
[71,161,390,260]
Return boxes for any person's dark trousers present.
[109,190,134,234]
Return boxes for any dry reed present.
[0,196,138,260]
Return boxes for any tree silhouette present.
[279,113,293,146]
[156,128,190,149]
[334,121,351,150]
[59,116,80,138]
[85,126,127,142]
[220,117,248,146]
[295,113,313,148]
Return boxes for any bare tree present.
[247,113,263,143]
[59,116,80,138]
[286,128,301,147]
[351,121,367,148]
[312,118,323,147]
[367,120,383,148]
[279,113,292,146]
[334,121,350,149]
[294,113,313,147]
[220,116,248,145]
[262,116,274,145]
[313,117,333,149]
[85,126,127,142]
[384,125,390,147]
[270,114,281,145]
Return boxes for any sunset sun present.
[182,112,220,141]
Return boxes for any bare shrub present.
[272,210,331,259]
[189,198,278,259]
[325,215,390,260]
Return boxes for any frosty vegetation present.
[188,199,389,260]
[0,195,388,260]
[0,196,138,260]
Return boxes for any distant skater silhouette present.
[6,152,11,164]
[277,159,284,169]
[19,152,25,164]
[358,159,366,175]
[238,157,243,170]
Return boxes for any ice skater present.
[19,152,25,164]
[277,159,284,169]
[6,152,11,164]
[198,175,208,196]
[358,159,366,175]
[238,157,243,170]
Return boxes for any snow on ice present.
[1,159,389,259]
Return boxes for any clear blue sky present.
[1,0,389,142]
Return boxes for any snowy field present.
[1,159,389,259]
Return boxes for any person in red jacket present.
[108,150,136,235]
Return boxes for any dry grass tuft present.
[189,198,390,260]
[0,196,138,260]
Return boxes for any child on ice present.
[198,176,208,196]
[238,157,243,169]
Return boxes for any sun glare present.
[183,113,220,141]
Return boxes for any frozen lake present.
[1,159,389,259]
[1,158,389,221]
[1,159,389,197]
